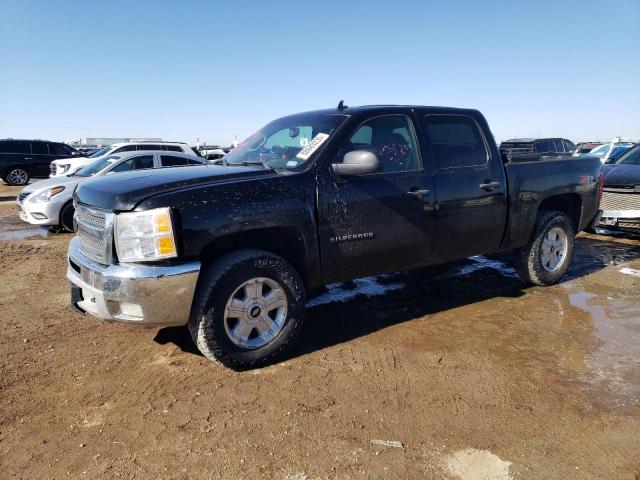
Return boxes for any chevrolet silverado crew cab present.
[67,104,603,369]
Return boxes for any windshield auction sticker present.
[296,133,330,161]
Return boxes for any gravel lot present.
[1,182,639,479]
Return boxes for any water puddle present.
[564,283,640,410]
[0,227,48,241]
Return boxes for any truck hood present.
[75,165,274,211]
[603,164,640,188]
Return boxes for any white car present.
[19,150,208,232]
[49,142,202,177]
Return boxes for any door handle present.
[479,181,500,190]
[24,157,33,160]
[405,188,430,200]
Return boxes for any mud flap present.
[69,283,86,315]
[589,209,603,230]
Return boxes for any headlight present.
[114,207,177,262]
[31,186,65,202]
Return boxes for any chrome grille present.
[50,163,57,176]
[601,191,640,212]
[75,204,113,264]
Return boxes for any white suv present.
[50,142,201,177]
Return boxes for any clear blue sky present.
[1,0,639,145]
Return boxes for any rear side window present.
[422,115,488,168]
[161,155,190,167]
[0,141,30,154]
[31,143,49,154]
[164,145,183,152]
[536,141,552,153]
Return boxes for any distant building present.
[66,137,162,147]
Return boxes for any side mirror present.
[332,150,381,176]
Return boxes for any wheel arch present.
[538,193,582,233]
[199,226,310,286]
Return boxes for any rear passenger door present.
[421,114,507,261]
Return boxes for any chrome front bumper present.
[67,236,201,325]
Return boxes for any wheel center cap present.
[249,305,262,319]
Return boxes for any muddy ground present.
[0,181,639,480]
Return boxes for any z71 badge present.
[329,232,375,243]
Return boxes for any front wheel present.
[514,210,575,286]
[188,249,305,370]
[59,202,75,233]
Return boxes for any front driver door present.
[317,113,436,283]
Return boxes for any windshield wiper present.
[227,159,273,170]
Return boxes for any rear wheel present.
[188,249,305,369]
[514,210,575,286]
[4,168,29,186]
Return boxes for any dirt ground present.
[1,181,639,480]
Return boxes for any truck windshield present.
[224,112,348,170]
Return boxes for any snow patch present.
[306,276,405,307]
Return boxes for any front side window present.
[563,139,576,153]
[50,143,72,155]
[339,115,421,173]
[31,143,49,155]
[224,112,347,171]
[110,155,155,172]
[423,115,487,168]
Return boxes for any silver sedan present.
[16,151,209,232]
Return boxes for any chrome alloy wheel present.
[541,226,568,273]
[223,277,288,349]
[8,168,28,185]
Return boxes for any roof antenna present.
[337,100,348,111]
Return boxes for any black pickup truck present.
[67,105,603,369]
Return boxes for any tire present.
[59,202,75,233]
[4,167,30,186]
[188,249,306,370]
[514,210,575,286]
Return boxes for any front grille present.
[17,192,30,202]
[75,204,113,264]
[50,163,57,176]
[601,191,640,212]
